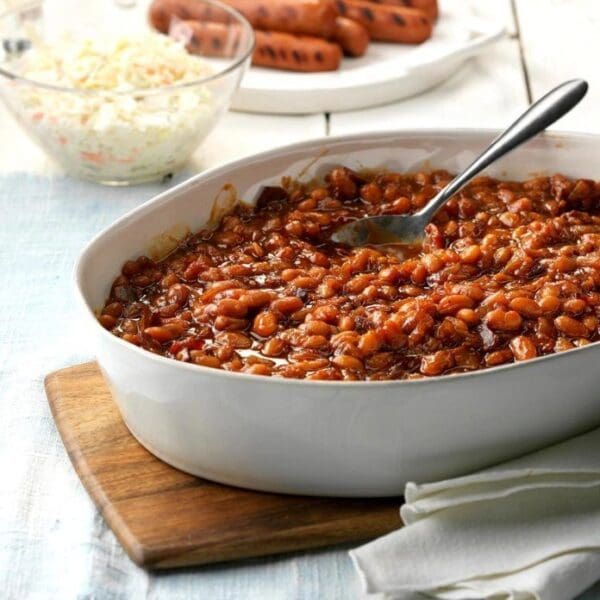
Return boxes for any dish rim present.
[75,127,600,388]
[0,0,256,97]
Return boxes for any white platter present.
[232,3,505,114]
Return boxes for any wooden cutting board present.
[45,363,402,569]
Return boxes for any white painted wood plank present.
[515,0,600,132]
[462,0,516,36]
[0,105,326,176]
[330,38,527,134]
[198,111,326,171]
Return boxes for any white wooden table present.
[1,1,600,598]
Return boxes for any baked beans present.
[100,168,600,380]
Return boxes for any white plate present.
[232,3,505,114]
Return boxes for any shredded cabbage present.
[4,33,217,183]
[20,33,213,91]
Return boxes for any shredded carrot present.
[81,151,105,164]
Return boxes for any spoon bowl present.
[332,79,588,247]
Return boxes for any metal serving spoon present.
[331,79,589,247]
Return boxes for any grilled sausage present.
[150,0,339,39]
[170,20,243,57]
[253,30,342,71]
[172,20,342,72]
[149,0,232,33]
[220,0,338,38]
[335,0,432,43]
[334,16,369,57]
[366,0,438,22]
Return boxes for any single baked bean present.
[456,308,479,327]
[239,290,273,310]
[281,268,303,282]
[509,335,537,361]
[317,280,339,298]
[300,335,329,349]
[191,352,221,369]
[538,295,561,314]
[420,351,454,376]
[243,364,273,376]
[262,338,286,357]
[358,331,382,356]
[333,355,364,371]
[509,297,542,318]
[485,309,522,331]
[554,315,588,337]
[554,337,574,352]
[214,316,247,331]
[167,283,190,306]
[122,333,141,345]
[552,256,576,273]
[563,298,586,315]
[295,358,330,371]
[223,264,252,278]
[459,245,482,264]
[213,344,235,362]
[271,296,304,314]
[329,168,357,198]
[290,308,311,322]
[122,259,141,277]
[144,323,184,342]
[306,368,342,381]
[439,295,474,315]
[346,274,374,294]
[391,196,411,214]
[360,183,383,204]
[298,197,317,211]
[215,331,252,349]
[303,320,332,336]
[311,187,329,201]
[293,276,319,290]
[99,314,117,329]
[216,298,247,318]
[312,305,339,323]
[201,281,240,302]
[103,302,123,318]
[252,312,279,337]
[485,349,513,366]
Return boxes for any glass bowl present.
[0,0,254,185]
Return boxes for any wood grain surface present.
[44,362,402,570]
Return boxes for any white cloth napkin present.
[351,428,600,600]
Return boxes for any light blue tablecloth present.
[1,173,598,599]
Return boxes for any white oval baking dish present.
[75,130,600,497]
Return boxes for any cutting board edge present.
[45,365,150,567]
[44,362,402,570]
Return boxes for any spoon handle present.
[418,79,589,221]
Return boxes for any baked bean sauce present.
[100,168,600,381]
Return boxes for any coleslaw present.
[4,33,217,183]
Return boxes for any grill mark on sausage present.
[283,6,298,19]
[361,6,375,21]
